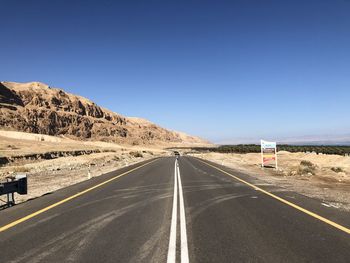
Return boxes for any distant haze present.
[216,134,350,146]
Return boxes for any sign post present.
[261,140,278,169]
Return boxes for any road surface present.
[0,156,349,262]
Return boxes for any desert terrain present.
[0,130,169,204]
[0,81,208,146]
[188,151,350,211]
[1,81,349,212]
[2,130,350,209]
[0,81,211,205]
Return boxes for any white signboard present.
[261,140,278,169]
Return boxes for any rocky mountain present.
[0,81,208,146]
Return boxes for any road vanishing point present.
[0,157,349,262]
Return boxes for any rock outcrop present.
[0,81,208,145]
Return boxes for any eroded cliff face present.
[0,81,207,145]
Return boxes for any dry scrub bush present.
[12,166,30,173]
[331,167,344,173]
[112,156,120,161]
[300,160,314,167]
[297,160,317,175]
[129,151,143,158]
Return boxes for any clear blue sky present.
[1,0,350,143]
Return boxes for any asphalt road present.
[0,156,349,262]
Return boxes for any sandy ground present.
[0,131,167,205]
[188,152,350,211]
[5,151,161,204]
[2,130,349,211]
[0,130,164,157]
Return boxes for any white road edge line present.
[167,160,178,263]
[177,160,190,263]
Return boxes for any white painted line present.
[177,161,190,263]
[167,160,178,263]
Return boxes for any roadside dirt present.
[188,152,350,211]
[0,133,167,205]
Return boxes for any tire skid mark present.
[9,192,173,263]
[188,194,251,222]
